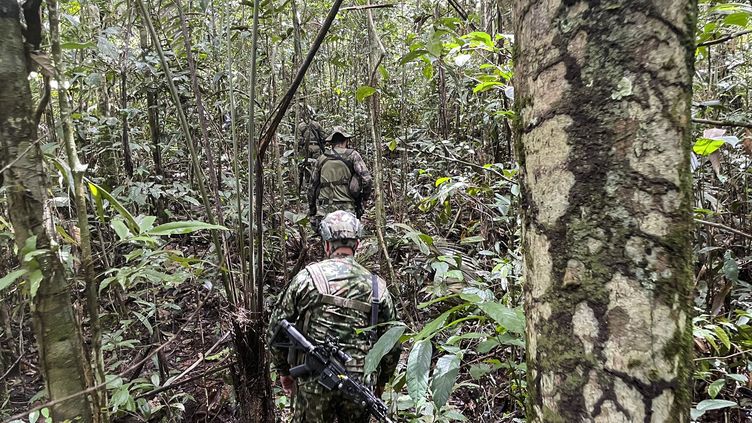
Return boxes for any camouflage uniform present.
[297,120,325,160]
[268,256,400,423]
[308,146,373,219]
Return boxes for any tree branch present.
[692,118,752,129]
[697,29,752,47]
[695,218,752,240]
[342,3,393,11]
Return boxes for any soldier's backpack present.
[319,148,363,201]
[292,262,388,373]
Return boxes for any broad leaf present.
[111,219,132,241]
[473,81,503,94]
[0,269,27,292]
[708,379,725,399]
[407,339,432,401]
[399,49,428,65]
[61,41,95,50]
[479,302,525,334]
[364,325,406,376]
[693,138,726,156]
[356,85,377,102]
[695,399,736,411]
[430,353,461,408]
[723,251,739,283]
[29,269,42,298]
[87,180,139,232]
[147,221,228,236]
[713,326,731,350]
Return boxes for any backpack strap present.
[306,263,330,295]
[305,263,372,312]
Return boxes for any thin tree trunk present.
[47,0,108,419]
[121,71,134,178]
[246,0,260,305]
[138,25,161,176]
[514,0,697,421]
[176,0,224,223]
[0,1,94,420]
[135,0,234,302]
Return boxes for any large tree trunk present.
[514,1,696,421]
[0,1,93,420]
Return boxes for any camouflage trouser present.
[292,379,370,423]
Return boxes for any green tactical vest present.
[318,148,361,210]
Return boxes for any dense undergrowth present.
[1,1,751,422]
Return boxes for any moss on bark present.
[0,1,93,420]
[514,0,697,421]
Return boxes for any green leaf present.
[388,138,398,151]
[427,34,443,56]
[465,31,494,49]
[469,363,494,380]
[29,269,42,298]
[460,235,485,244]
[355,85,377,102]
[724,12,749,27]
[61,41,95,50]
[479,302,525,334]
[435,177,451,187]
[430,353,461,408]
[88,182,105,222]
[111,219,132,241]
[86,180,139,232]
[399,49,428,65]
[708,379,725,399]
[723,251,739,283]
[713,326,731,350]
[111,386,131,408]
[695,399,737,412]
[147,221,229,236]
[0,269,27,292]
[414,310,450,341]
[407,339,432,401]
[693,138,726,156]
[137,216,157,233]
[726,373,747,383]
[473,81,503,94]
[364,325,407,376]
[422,63,434,80]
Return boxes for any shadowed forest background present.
[1,0,752,422]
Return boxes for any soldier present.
[297,109,325,190]
[268,211,401,423]
[308,126,372,226]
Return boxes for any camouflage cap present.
[319,210,363,241]
[324,126,352,142]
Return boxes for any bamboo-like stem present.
[176,0,224,223]
[47,0,107,418]
[222,0,248,284]
[365,1,412,323]
[135,0,235,304]
[254,0,346,309]
[268,42,289,284]
[246,0,261,307]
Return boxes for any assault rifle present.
[272,319,393,423]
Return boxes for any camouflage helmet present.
[319,210,363,242]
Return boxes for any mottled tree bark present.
[514,0,696,422]
[0,0,93,420]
